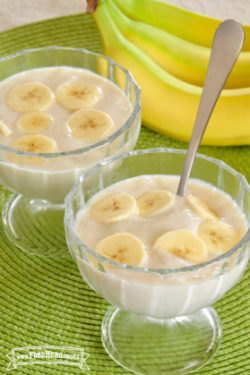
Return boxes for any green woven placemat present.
[0,13,250,375]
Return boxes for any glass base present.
[102,306,222,375]
[2,194,70,257]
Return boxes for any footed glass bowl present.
[0,47,141,257]
[65,149,250,375]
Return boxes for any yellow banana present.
[113,0,250,52]
[107,0,250,89]
[92,1,250,146]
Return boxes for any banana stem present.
[87,0,98,14]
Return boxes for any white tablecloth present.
[162,0,250,25]
[0,0,249,33]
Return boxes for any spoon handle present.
[177,19,245,197]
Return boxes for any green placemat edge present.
[0,12,249,375]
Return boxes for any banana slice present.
[68,109,113,140]
[56,82,101,110]
[10,135,56,153]
[154,229,207,264]
[19,112,52,134]
[90,193,137,224]
[136,190,174,217]
[0,120,11,136]
[197,221,240,253]
[95,233,147,266]
[186,194,219,221]
[7,83,54,112]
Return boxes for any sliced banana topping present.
[154,229,208,264]
[136,190,174,217]
[197,221,240,253]
[95,233,147,266]
[10,135,57,153]
[7,83,54,112]
[19,112,52,134]
[90,193,137,224]
[68,109,113,140]
[0,120,11,136]
[186,194,219,221]
[56,82,101,111]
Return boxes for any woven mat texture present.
[0,13,250,375]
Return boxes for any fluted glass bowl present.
[0,47,141,257]
[65,149,250,375]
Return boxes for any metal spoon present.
[177,19,245,196]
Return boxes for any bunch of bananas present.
[89,0,250,146]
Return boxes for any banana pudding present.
[65,149,250,318]
[0,58,139,202]
[0,67,132,152]
[75,175,247,272]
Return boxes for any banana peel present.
[113,0,250,52]
[108,0,250,89]
[89,0,250,146]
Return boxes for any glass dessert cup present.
[0,47,141,257]
[65,149,250,374]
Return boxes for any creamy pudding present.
[75,175,246,271]
[0,65,138,201]
[64,146,250,319]
[72,175,248,318]
[0,67,132,152]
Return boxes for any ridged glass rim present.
[0,46,141,158]
[65,148,250,275]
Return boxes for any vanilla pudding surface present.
[75,175,247,270]
[0,67,132,152]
